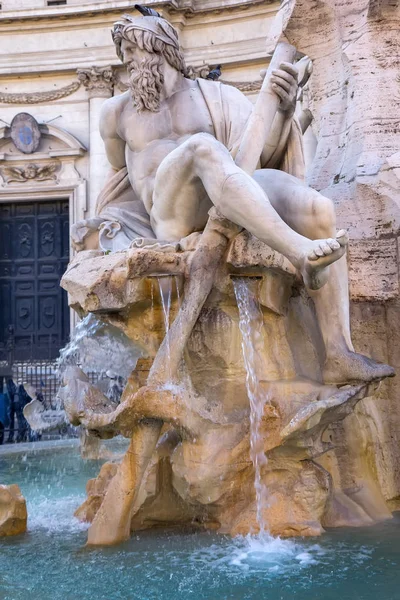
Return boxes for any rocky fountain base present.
[57,230,391,546]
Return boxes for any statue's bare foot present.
[323,350,395,385]
[300,230,348,290]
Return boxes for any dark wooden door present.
[0,199,70,361]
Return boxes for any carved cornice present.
[170,0,270,18]
[0,1,272,24]
[77,66,115,98]
[0,68,119,104]
[0,81,80,105]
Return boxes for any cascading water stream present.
[58,313,141,379]
[233,277,270,539]
[175,275,182,308]
[157,276,173,383]
[57,313,142,405]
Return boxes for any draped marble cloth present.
[96,78,305,251]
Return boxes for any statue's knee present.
[187,133,223,162]
[313,194,336,231]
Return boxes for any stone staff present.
[235,41,296,174]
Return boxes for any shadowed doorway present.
[0,199,70,362]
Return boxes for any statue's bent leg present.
[151,133,347,290]
[253,168,394,384]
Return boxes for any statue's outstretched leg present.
[253,169,394,384]
[149,134,393,384]
[150,133,348,291]
[311,258,394,384]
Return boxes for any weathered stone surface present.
[348,239,399,301]
[0,484,27,537]
[277,0,400,515]
[75,462,118,523]
[64,245,389,540]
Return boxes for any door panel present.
[0,199,70,361]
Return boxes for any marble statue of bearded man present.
[71,12,393,385]
[73,13,305,254]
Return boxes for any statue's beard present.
[128,55,164,113]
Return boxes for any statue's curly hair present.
[112,15,188,76]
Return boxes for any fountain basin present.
[1,441,400,600]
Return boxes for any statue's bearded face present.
[121,39,164,113]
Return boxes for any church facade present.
[0,0,275,363]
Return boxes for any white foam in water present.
[188,534,326,577]
[230,535,320,569]
[58,313,142,380]
[27,495,89,534]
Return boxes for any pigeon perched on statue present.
[134,4,162,17]
[206,65,222,81]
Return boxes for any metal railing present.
[0,359,105,444]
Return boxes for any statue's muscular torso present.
[100,78,215,214]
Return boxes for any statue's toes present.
[308,246,323,260]
[308,250,318,261]
[320,241,334,255]
[327,238,340,252]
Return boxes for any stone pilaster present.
[77,66,115,215]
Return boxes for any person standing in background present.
[14,382,32,443]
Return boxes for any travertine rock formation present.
[75,462,118,523]
[63,241,386,541]
[0,484,27,537]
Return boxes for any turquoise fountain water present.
[1,444,400,600]
[2,281,400,599]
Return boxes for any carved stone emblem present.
[10,113,41,154]
[0,161,60,184]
